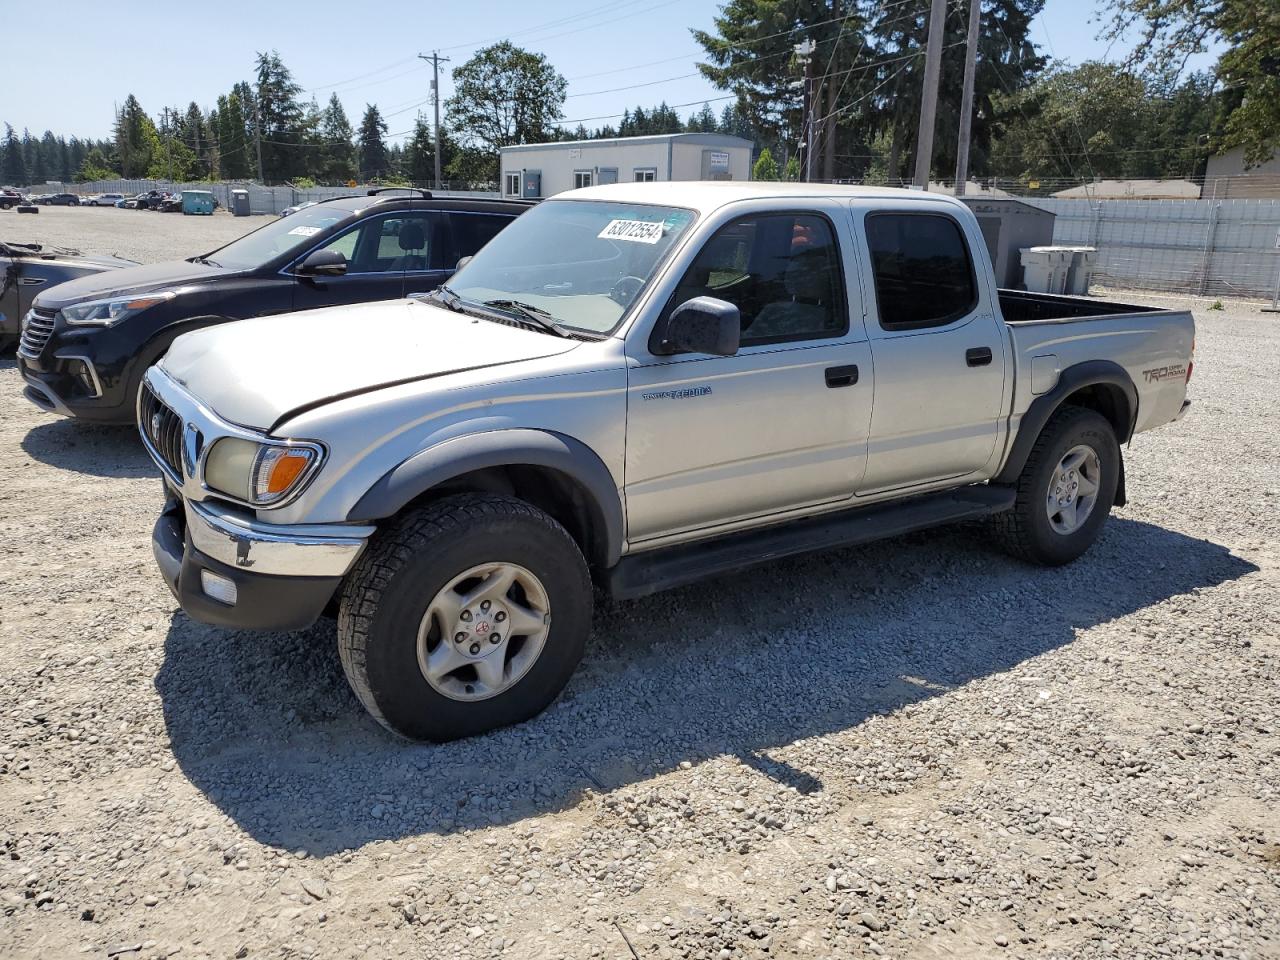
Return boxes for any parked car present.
[159,193,184,212]
[1,242,136,349]
[137,182,1196,741]
[33,193,80,206]
[88,193,125,207]
[18,190,532,421]
[0,190,27,210]
[280,200,318,217]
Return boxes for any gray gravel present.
[0,221,1277,960]
[2,203,274,262]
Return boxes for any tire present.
[993,405,1119,566]
[0,201,11,210]
[338,493,593,741]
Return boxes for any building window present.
[505,172,521,197]
[573,170,593,190]
[633,168,657,183]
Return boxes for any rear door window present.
[448,212,516,265]
[865,213,977,330]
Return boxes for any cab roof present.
[560,181,971,216]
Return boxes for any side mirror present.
[455,255,473,271]
[652,296,740,357]
[296,250,348,277]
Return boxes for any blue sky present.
[4,0,1223,143]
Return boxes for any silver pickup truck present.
[140,183,1194,741]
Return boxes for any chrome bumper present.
[184,497,373,578]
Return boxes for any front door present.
[856,209,1008,494]
[624,211,872,543]
[291,211,450,310]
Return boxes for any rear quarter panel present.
[1006,308,1195,436]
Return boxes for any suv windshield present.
[448,199,696,335]
[203,204,353,270]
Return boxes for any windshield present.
[204,204,353,270]
[448,199,696,335]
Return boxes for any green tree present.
[687,102,719,132]
[752,147,780,180]
[1,123,27,185]
[216,91,251,179]
[255,50,306,182]
[74,147,116,182]
[402,115,436,184]
[357,103,389,181]
[445,42,567,178]
[316,93,357,183]
[114,94,156,178]
[783,154,801,180]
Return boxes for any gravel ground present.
[0,216,1278,959]
[2,204,274,262]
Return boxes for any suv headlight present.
[62,291,176,326]
[204,437,323,506]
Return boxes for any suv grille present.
[139,383,184,480]
[17,308,56,359]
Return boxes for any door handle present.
[966,347,993,367]
[825,364,859,388]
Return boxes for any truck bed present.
[997,289,1164,324]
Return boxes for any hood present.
[32,258,232,308]
[2,243,136,272]
[161,299,580,431]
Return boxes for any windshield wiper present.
[191,254,221,267]
[422,284,463,311]
[481,298,574,339]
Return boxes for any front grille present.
[139,383,184,480]
[17,308,56,359]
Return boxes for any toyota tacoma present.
[139,183,1195,741]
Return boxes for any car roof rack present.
[366,187,432,199]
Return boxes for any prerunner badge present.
[598,219,665,244]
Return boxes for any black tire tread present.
[992,404,1109,564]
[337,493,588,738]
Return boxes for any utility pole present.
[794,39,816,182]
[418,52,450,189]
[913,0,947,190]
[254,100,264,184]
[162,107,173,182]
[953,0,982,197]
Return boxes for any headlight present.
[62,291,176,326]
[204,437,322,506]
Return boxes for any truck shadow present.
[21,418,158,479]
[155,516,1256,856]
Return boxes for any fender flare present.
[347,429,624,566]
[995,359,1138,485]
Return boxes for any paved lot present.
[0,221,1277,959]
[2,204,273,262]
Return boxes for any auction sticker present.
[598,219,665,244]
[287,225,323,237]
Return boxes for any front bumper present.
[153,492,373,631]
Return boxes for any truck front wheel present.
[993,405,1119,566]
[337,494,592,741]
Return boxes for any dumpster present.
[181,190,215,216]
[1063,246,1097,295]
[1019,246,1073,294]
[230,189,251,217]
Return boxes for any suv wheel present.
[337,494,592,741]
[993,405,1119,566]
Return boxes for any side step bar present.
[607,484,1016,600]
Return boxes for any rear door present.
[854,207,1009,494]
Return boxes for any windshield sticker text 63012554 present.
[598,219,665,244]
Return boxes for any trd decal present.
[1142,365,1187,383]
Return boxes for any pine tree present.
[217,91,251,180]
[1,123,27,185]
[403,115,435,184]
[317,93,357,183]
[254,50,305,182]
[357,103,389,181]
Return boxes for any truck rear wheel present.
[993,405,1119,566]
[337,494,592,741]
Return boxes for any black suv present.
[18,191,531,423]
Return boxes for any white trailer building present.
[499,133,754,199]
